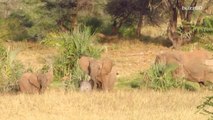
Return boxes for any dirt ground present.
[101,39,169,77]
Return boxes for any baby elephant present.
[79,56,117,91]
[79,80,94,92]
[18,68,53,94]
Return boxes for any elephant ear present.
[101,58,113,75]
[29,74,40,89]
[79,56,92,74]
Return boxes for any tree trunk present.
[112,20,117,35]
[167,1,182,49]
[177,0,197,43]
[167,0,199,48]
[71,13,78,31]
[136,13,144,37]
[111,18,124,35]
[111,12,131,35]
[71,1,78,31]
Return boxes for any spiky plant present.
[0,46,24,92]
[54,27,103,90]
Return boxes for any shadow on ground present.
[139,34,172,47]
[96,33,172,48]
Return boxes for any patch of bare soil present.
[101,39,169,77]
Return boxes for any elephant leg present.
[96,81,102,89]
[40,79,48,94]
[101,81,109,91]
[28,80,40,94]
[39,85,46,94]
[198,81,205,86]
[93,80,98,90]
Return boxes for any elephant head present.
[78,56,116,91]
[18,72,40,94]
[37,68,53,94]
[18,68,53,94]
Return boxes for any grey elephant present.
[79,56,116,91]
[18,68,53,94]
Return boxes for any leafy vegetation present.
[105,0,164,36]
[0,45,24,92]
[52,28,103,90]
[116,63,200,91]
[119,25,136,38]
[142,64,199,91]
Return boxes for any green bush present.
[144,64,180,91]
[5,18,29,41]
[194,16,213,35]
[101,24,113,35]
[0,46,24,92]
[197,96,213,119]
[0,1,57,41]
[40,32,64,47]
[143,64,199,91]
[79,15,113,35]
[199,38,213,51]
[84,17,103,34]
[191,16,213,51]
[53,28,103,90]
[118,25,136,38]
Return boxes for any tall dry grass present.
[0,90,211,120]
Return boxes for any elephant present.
[79,80,94,92]
[155,49,213,85]
[18,68,53,94]
[78,56,116,91]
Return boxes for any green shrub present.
[101,24,113,35]
[6,18,29,41]
[197,96,213,119]
[194,16,213,35]
[143,64,199,91]
[53,27,103,90]
[84,17,103,34]
[1,2,57,41]
[79,16,113,35]
[118,25,136,38]
[198,38,213,51]
[191,16,213,51]
[40,32,64,47]
[144,64,180,91]
[0,46,24,92]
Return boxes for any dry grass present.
[4,41,57,71]
[0,90,211,120]
[101,39,169,77]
